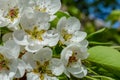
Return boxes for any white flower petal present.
[8,59,18,78]
[38,22,50,31]
[67,60,82,74]
[13,30,29,45]
[61,43,88,78]
[70,31,87,43]
[20,10,50,30]
[4,40,20,58]
[42,30,59,46]
[22,52,36,70]
[57,17,84,45]
[0,73,10,80]
[34,47,52,63]
[0,40,20,59]
[44,74,59,80]
[46,0,61,15]
[57,17,67,33]
[14,59,26,78]
[49,58,64,76]
[79,47,89,60]
[79,40,89,47]
[65,17,81,34]
[36,12,50,27]
[71,67,87,78]
[0,47,9,58]
[61,43,89,61]
[27,72,40,80]
[0,15,10,27]
[49,15,56,21]
[8,18,20,29]
[36,0,61,15]
[61,49,73,66]
[2,33,12,42]
[22,7,35,20]
[64,69,70,78]
[25,43,43,53]
[0,0,24,28]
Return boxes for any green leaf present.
[89,41,113,45]
[68,6,80,16]
[58,74,68,80]
[84,22,95,34]
[0,27,12,45]
[107,10,120,22]
[92,75,116,80]
[88,46,120,78]
[55,11,70,18]
[87,28,106,39]
[0,27,12,34]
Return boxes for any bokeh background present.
[61,0,120,47]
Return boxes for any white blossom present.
[0,0,25,28]
[13,11,59,52]
[61,43,89,78]
[22,47,64,80]
[27,0,61,21]
[57,17,87,45]
[0,40,25,79]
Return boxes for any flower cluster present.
[0,0,89,80]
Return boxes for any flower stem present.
[92,75,115,80]
[85,76,98,80]
[87,68,98,75]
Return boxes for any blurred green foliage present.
[61,0,120,79]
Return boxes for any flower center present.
[33,61,52,80]
[61,29,72,41]
[6,8,19,21]
[25,27,46,41]
[67,52,78,66]
[0,54,9,71]
[35,6,47,12]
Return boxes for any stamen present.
[35,6,47,12]
[25,27,46,41]
[0,54,9,71]
[61,29,72,41]
[33,61,52,80]
[6,8,19,21]
[67,52,78,66]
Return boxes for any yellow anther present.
[6,8,19,21]
[25,27,46,41]
[61,29,72,41]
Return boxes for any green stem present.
[19,23,23,29]
[52,55,60,58]
[110,46,120,50]
[85,76,98,80]
[87,68,98,75]
[92,75,115,80]
[87,28,105,39]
